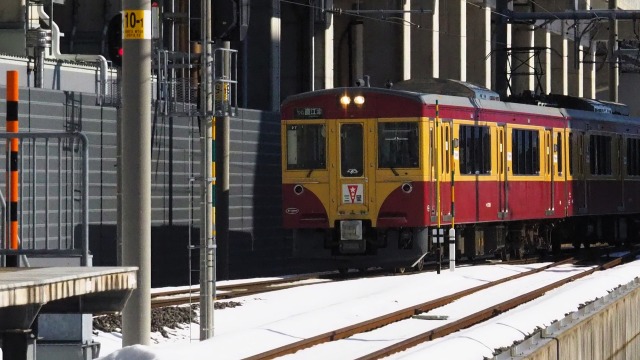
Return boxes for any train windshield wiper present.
[390,166,399,176]
[307,168,314,177]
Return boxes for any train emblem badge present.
[343,184,364,204]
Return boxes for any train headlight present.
[401,182,413,194]
[353,95,365,105]
[293,184,304,195]
[340,95,351,106]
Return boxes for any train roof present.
[281,79,640,129]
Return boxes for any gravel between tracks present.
[93,301,242,338]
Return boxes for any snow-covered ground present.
[96,257,640,360]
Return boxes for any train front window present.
[377,122,419,169]
[286,124,326,170]
[340,124,364,177]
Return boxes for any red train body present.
[281,80,640,270]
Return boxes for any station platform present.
[0,266,137,360]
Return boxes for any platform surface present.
[0,266,137,308]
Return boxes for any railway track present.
[244,249,639,360]
[150,273,336,308]
[150,243,627,309]
[150,258,541,308]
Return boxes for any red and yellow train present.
[280,79,640,270]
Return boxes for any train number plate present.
[340,220,363,240]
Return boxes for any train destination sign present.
[295,107,323,119]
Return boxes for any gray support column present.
[459,0,466,82]
[271,0,281,111]
[529,26,535,91]
[608,0,619,102]
[432,0,439,78]
[546,28,551,94]
[485,5,491,89]
[578,41,584,97]
[439,0,465,81]
[325,13,334,89]
[466,2,490,88]
[121,0,151,346]
[403,0,411,80]
[562,23,568,95]
[591,45,597,99]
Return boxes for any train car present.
[280,78,640,271]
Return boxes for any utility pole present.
[199,0,215,341]
[608,0,619,102]
[121,0,152,346]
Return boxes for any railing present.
[0,132,89,266]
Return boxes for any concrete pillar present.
[466,3,491,88]
[577,42,584,97]
[529,26,536,91]
[271,0,281,111]
[433,0,440,78]
[546,28,552,94]
[403,0,411,80]
[459,0,466,82]
[439,0,465,81]
[485,6,491,89]
[562,24,569,95]
[410,0,437,79]
[550,31,563,95]
[325,14,334,88]
[590,45,597,98]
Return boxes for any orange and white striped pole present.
[6,70,19,266]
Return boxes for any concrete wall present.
[0,79,285,283]
[497,278,640,359]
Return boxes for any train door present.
[553,129,567,216]
[433,120,452,223]
[573,131,587,213]
[544,129,554,216]
[618,135,625,211]
[497,124,508,219]
[333,120,372,217]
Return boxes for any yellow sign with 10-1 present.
[123,10,151,40]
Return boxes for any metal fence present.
[0,132,89,266]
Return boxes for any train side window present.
[568,133,573,176]
[340,124,364,177]
[459,125,491,175]
[286,124,326,170]
[589,134,612,175]
[512,129,540,175]
[377,122,419,169]
[557,133,563,175]
[629,138,640,176]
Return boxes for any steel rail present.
[244,257,576,360]
[356,251,640,360]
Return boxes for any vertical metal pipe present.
[58,140,62,249]
[80,133,89,266]
[121,0,152,346]
[45,138,49,249]
[199,0,214,340]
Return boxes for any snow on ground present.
[96,258,640,360]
